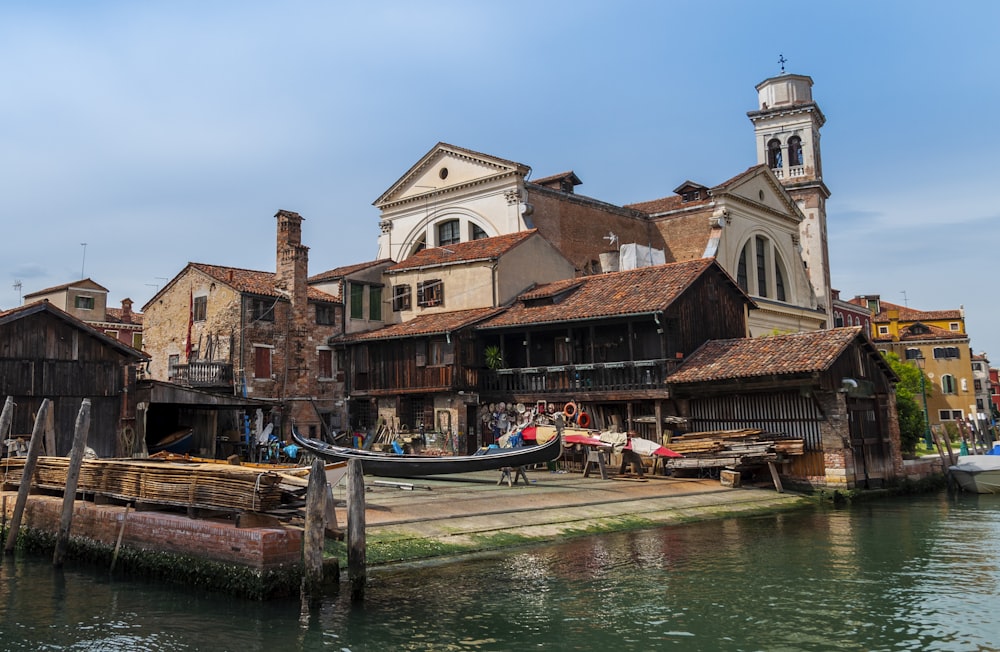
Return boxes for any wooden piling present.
[110,504,131,573]
[4,398,50,555]
[53,399,91,568]
[0,396,14,445]
[346,458,366,601]
[302,458,327,597]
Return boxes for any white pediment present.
[374,143,529,208]
[717,166,803,223]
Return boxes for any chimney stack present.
[120,298,133,324]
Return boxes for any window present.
[350,284,364,319]
[933,347,960,359]
[251,298,274,322]
[369,286,382,321]
[975,379,983,391]
[316,303,334,325]
[75,296,94,310]
[961,378,968,392]
[972,362,983,371]
[939,409,964,421]
[788,136,803,167]
[132,333,142,349]
[736,241,749,292]
[834,314,844,327]
[904,348,922,360]
[417,279,443,307]
[950,323,960,331]
[774,261,786,302]
[941,374,957,394]
[193,296,207,322]
[168,354,179,380]
[428,339,454,366]
[318,348,333,379]
[392,284,412,311]
[438,220,460,246]
[254,346,272,379]
[767,139,782,169]
[878,326,889,335]
[555,337,572,364]
[472,224,488,240]
[105,330,119,341]
[755,236,767,297]
[977,398,985,410]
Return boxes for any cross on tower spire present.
[778,54,787,73]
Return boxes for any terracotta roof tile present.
[190,263,339,303]
[338,307,505,342]
[668,327,865,384]
[105,307,144,325]
[477,259,721,329]
[387,231,538,273]
[23,278,109,299]
[309,259,393,283]
[875,322,968,343]
[852,298,963,323]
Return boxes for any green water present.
[2,492,999,651]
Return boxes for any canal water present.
[2,492,999,651]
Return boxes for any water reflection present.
[3,494,1000,651]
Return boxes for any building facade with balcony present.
[142,210,344,447]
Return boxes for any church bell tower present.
[747,65,832,323]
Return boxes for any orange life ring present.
[563,402,577,417]
[577,411,591,428]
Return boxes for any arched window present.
[755,235,767,297]
[767,139,783,169]
[774,256,787,302]
[788,136,803,167]
[471,224,488,240]
[942,374,957,394]
[737,241,749,292]
[437,220,460,246]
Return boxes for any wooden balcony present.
[480,358,680,396]
[171,361,234,388]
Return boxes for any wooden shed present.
[667,327,903,489]
[0,302,146,458]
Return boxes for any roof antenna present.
[778,54,787,73]
[901,290,908,307]
[13,279,22,304]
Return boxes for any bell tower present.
[748,65,832,323]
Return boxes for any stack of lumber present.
[1,457,284,513]
[665,429,804,469]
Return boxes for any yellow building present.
[852,295,973,433]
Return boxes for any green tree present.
[882,352,930,454]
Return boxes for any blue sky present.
[3,1,999,356]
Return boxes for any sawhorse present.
[582,449,609,479]
[498,466,529,487]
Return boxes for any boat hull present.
[291,428,562,477]
[949,455,1000,494]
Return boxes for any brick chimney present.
[120,298,133,324]
[275,209,309,316]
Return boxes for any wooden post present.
[0,396,14,445]
[767,461,784,493]
[43,404,57,456]
[110,504,131,573]
[346,458,366,601]
[5,398,50,554]
[302,458,327,597]
[54,399,91,567]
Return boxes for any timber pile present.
[665,429,804,469]
[1,457,284,513]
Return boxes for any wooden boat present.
[291,426,562,478]
[148,428,194,454]
[949,455,1000,494]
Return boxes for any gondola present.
[291,426,562,478]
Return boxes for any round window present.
[439,167,449,180]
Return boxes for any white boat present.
[949,455,1000,494]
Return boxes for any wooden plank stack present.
[1,457,284,513]
[665,429,804,469]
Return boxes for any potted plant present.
[484,345,503,370]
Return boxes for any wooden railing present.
[172,361,234,387]
[480,359,680,395]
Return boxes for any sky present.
[3,1,999,356]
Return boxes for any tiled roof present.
[309,259,393,284]
[876,321,968,343]
[337,307,505,342]
[667,327,865,384]
[23,278,109,299]
[105,307,144,325]
[624,165,766,215]
[850,298,963,323]
[189,263,339,303]
[386,231,538,272]
[477,258,723,329]
[0,301,146,359]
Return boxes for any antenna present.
[13,279,22,304]
[80,242,88,278]
[900,290,908,307]
[603,231,618,247]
